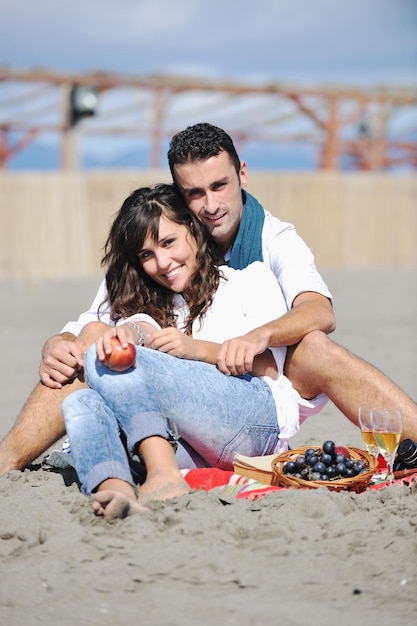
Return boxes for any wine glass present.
[371,408,402,483]
[358,406,379,459]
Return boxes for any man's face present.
[173,151,248,254]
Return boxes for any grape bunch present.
[282,440,368,482]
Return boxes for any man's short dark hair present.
[168,122,241,183]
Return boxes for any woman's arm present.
[147,328,278,379]
[96,321,156,362]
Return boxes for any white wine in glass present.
[358,406,379,459]
[371,408,402,482]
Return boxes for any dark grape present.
[295,456,307,471]
[354,460,365,473]
[306,455,317,467]
[336,462,347,476]
[283,461,296,474]
[322,440,336,456]
[325,466,337,479]
[321,453,333,466]
[313,462,326,474]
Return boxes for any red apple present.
[336,446,350,458]
[103,336,136,372]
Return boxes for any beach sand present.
[1,267,416,625]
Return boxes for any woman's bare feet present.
[91,478,147,520]
[137,468,191,505]
[91,438,192,518]
[92,489,148,519]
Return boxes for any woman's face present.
[137,214,198,293]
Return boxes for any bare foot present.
[138,469,191,505]
[91,489,148,520]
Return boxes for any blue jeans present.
[62,345,279,494]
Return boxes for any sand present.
[0,267,416,626]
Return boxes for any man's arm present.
[39,280,110,388]
[216,291,335,376]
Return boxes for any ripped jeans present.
[62,344,279,494]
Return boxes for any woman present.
[62,184,300,518]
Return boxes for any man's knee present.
[284,331,336,398]
[286,331,330,370]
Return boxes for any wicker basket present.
[272,445,378,492]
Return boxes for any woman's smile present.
[138,215,198,293]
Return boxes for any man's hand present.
[39,333,85,389]
[217,292,335,377]
[216,330,269,376]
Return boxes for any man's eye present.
[187,190,203,200]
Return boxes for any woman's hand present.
[96,324,138,363]
[146,327,197,359]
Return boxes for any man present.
[1,122,416,474]
[167,124,417,436]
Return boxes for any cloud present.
[0,0,416,83]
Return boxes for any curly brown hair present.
[99,183,223,334]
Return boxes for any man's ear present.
[239,161,248,188]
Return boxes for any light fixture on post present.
[62,84,98,169]
[69,84,98,127]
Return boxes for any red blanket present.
[181,460,417,501]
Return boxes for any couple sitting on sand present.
[63,181,297,518]
[3,123,417,519]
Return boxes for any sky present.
[1,0,416,170]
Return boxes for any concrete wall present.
[1,170,416,281]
